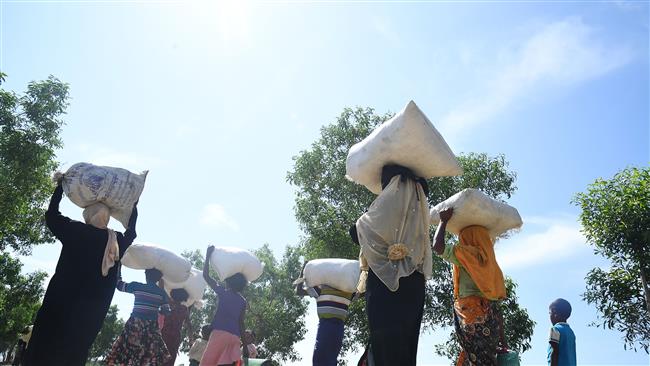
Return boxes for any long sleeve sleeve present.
[122,205,138,246]
[45,185,73,242]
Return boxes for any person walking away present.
[161,288,193,366]
[106,265,171,366]
[353,165,433,366]
[201,245,248,366]
[188,325,212,366]
[23,177,138,366]
[432,207,508,366]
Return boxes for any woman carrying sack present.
[23,176,138,366]
[353,165,433,366]
[432,207,508,366]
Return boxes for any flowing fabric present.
[106,317,171,366]
[199,330,242,366]
[356,175,432,292]
[22,186,136,366]
[102,229,119,276]
[453,296,500,366]
[452,226,506,300]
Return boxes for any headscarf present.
[83,203,119,277]
[356,175,432,292]
[453,225,506,300]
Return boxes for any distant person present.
[201,245,248,366]
[548,298,577,366]
[432,207,508,366]
[106,265,171,366]
[353,165,433,366]
[161,288,193,366]
[295,264,356,366]
[12,327,32,366]
[188,325,212,366]
[242,329,258,359]
[23,177,138,366]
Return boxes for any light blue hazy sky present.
[3,1,649,365]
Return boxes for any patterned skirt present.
[454,296,500,366]
[106,316,171,366]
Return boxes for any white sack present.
[122,242,191,283]
[164,268,207,308]
[62,162,148,228]
[304,258,360,293]
[430,188,523,238]
[209,247,263,282]
[346,100,462,194]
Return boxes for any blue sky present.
[3,0,649,365]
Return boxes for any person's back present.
[548,298,577,366]
[210,284,246,335]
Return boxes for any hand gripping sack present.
[430,188,523,238]
[163,268,207,308]
[346,100,462,194]
[304,259,360,293]
[121,242,192,283]
[62,162,148,228]
[209,247,263,282]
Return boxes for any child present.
[201,245,249,366]
[106,265,171,366]
[242,329,258,358]
[188,325,212,366]
[548,298,577,366]
[295,265,356,366]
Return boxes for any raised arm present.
[295,262,308,297]
[432,207,453,255]
[203,246,219,291]
[115,264,131,292]
[45,181,73,240]
[122,201,138,246]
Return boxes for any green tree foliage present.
[0,252,47,360]
[574,166,650,352]
[0,72,69,254]
[286,106,534,360]
[181,244,308,364]
[87,305,125,363]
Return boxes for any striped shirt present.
[117,280,168,320]
[308,285,354,321]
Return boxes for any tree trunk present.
[640,265,650,314]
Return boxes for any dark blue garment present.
[313,317,345,366]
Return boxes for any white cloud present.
[439,17,633,136]
[371,15,399,44]
[496,216,589,270]
[200,203,240,231]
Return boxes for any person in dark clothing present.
[22,179,138,366]
[353,165,432,366]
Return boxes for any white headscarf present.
[83,203,119,277]
[356,175,432,292]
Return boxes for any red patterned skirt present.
[106,316,171,366]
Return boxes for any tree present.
[0,72,69,254]
[574,166,650,352]
[87,305,125,363]
[286,106,535,362]
[0,252,47,362]
[181,244,309,364]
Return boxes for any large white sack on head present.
[346,100,462,194]
[210,247,263,282]
[430,188,523,238]
[122,243,191,283]
[62,162,148,228]
[304,259,360,293]
[164,268,207,308]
